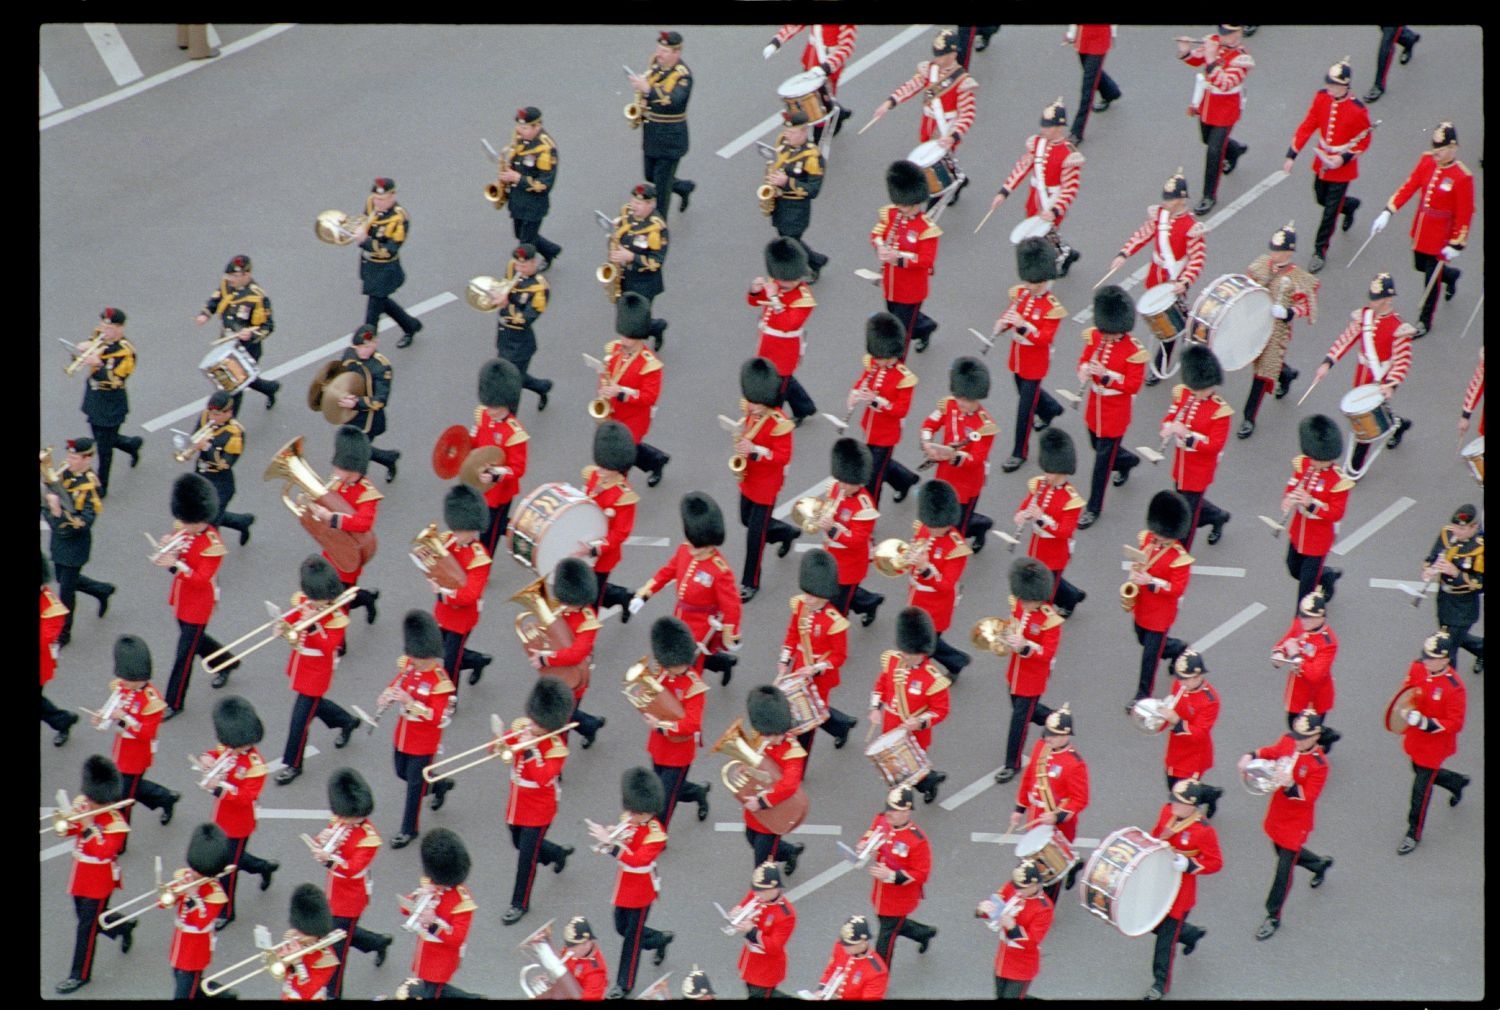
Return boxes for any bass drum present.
[1078,826,1182,937]
[508,482,607,576]
[1186,273,1273,372]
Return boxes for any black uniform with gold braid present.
[339,326,401,481]
[358,177,422,344]
[81,307,144,496]
[43,438,115,644]
[769,109,829,276]
[639,30,696,218]
[507,106,563,264]
[496,245,555,407]
[202,255,283,413]
[194,390,255,543]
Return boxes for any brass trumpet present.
[170,422,216,464]
[98,857,239,929]
[145,527,194,566]
[466,274,518,312]
[421,714,579,783]
[62,328,108,377]
[200,927,348,997]
[518,919,584,999]
[200,588,360,676]
[314,210,368,246]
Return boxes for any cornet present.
[170,423,216,464]
[201,587,359,676]
[192,749,240,793]
[400,883,452,935]
[201,927,348,997]
[586,817,635,855]
[79,686,130,732]
[98,857,239,929]
[836,825,888,868]
[62,328,109,377]
[799,962,850,1001]
[977,892,1025,933]
[300,822,351,868]
[145,528,194,566]
[714,899,760,935]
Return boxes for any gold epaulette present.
[712,554,731,573]
[616,489,641,507]
[1127,343,1151,364]
[1044,295,1069,319]
[326,610,350,630]
[949,537,973,559]
[1026,475,1043,493]
[431,672,456,695]
[771,415,796,436]
[1171,551,1195,568]
[504,425,530,446]
[1065,493,1085,511]
[640,352,664,374]
[1007,283,1025,301]
[42,597,69,619]
[142,693,168,716]
[452,885,477,914]
[896,363,919,388]
[1039,606,1065,631]
[358,826,382,847]
[1006,594,1019,610]
[852,507,880,521]
[782,739,808,759]
[243,753,268,778]
[682,671,710,699]
[826,611,851,634]
[644,822,668,845]
[356,481,384,505]
[911,518,924,538]
[465,546,492,570]
[879,649,901,666]
[918,222,943,240]
[1136,530,1150,547]
[577,614,603,633]
[102,812,131,834]
[1172,384,1189,399]
[790,292,817,309]
[472,405,486,428]
[926,674,951,694]
[544,741,569,760]
[1332,478,1356,493]
[1213,399,1234,419]
[312,950,341,970]
[200,530,227,557]
[204,883,229,904]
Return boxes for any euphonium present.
[712,718,775,797]
[264,436,332,520]
[512,575,560,655]
[517,920,583,999]
[171,422,216,464]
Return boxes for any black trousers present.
[834,582,882,619]
[596,568,633,615]
[774,209,827,270]
[68,894,128,981]
[932,632,970,676]
[207,473,254,538]
[1265,841,1328,919]
[1198,121,1245,203]
[394,750,435,836]
[633,440,669,478]
[485,499,514,557]
[995,976,1031,999]
[747,984,790,998]
[1284,543,1334,608]
[88,423,142,494]
[513,215,561,264]
[778,373,817,421]
[1072,51,1121,140]
[865,443,918,506]
[364,294,418,334]
[228,339,279,415]
[53,564,112,637]
[165,620,225,712]
[1085,432,1138,515]
[1047,565,1084,614]
[613,904,667,993]
[440,628,485,703]
[508,822,566,909]
[876,912,933,968]
[885,300,936,360]
[1011,376,1063,461]
[1151,912,1203,992]
[572,698,605,740]
[42,693,73,732]
[739,495,797,590]
[1373,25,1418,90]
[223,834,274,920]
[119,771,175,817]
[795,707,857,763]
[1413,250,1458,331]
[1407,760,1466,840]
[643,155,692,221]
[957,494,993,548]
[171,967,203,1000]
[1242,363,1296,424]
[1177,487,1228,552]
[497,327,551,397]
[1133,625,1184,700]
[281,691,357,770]
[1003,694,1054,770]
[1311,178,1359,259]
[745,825,798,867]
[329,914,387,999]
[1436,594,1484,662]
[653,762,707,830]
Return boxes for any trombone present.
[201,588,360,676]
[41,795,135,836]
[61,328,108,377]
[170,422,216,464]
[98,856,239,929]
[422,714,579,783]
[200,926,348,997]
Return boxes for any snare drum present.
[1136,285,1187,342]
[1014,825,1078,886]
[1078,826,1182,937]
[908,141,957,196]
[864,729,932,787]
[777,70,831,123]
[1008,215,1053,246]
[1185,273,1273,371]
[1340,384,1395,443]
[198,343,259,394]
[1462,436,1484,486]
[776,676,830,734]
[508,482,608,576]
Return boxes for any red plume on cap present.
[516,108,526,119]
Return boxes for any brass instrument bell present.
[314,210,368,246]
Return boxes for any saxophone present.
[595,205,629,304]
[758,139,784,215]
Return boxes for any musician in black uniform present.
[42,438,115,647]
[187,391,255,546]
[79,308,143,498]
[1423,504,1484,674]
[193,255,282,413]
[767,110,828,281]
[338,325,401,482]
[351,177,423,348]
[630,31,695,220]
[500,106,563,267]
[495,244,554,411]
[610,183,670,350]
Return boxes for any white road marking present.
[140,291,458,433]
[941,762,1021,811]
[716,24,933,159]
[84,23,143,86]
[793,542,820,553]
[42,24,297,130]
[257,808,335,820]
[1370,578,1430,595]
[1332,496,1416,556]
[972,832,1101,848]
[773,478,833,520]
[1118,561,1245,577]
[40,840,73,862]
[206,24,223,49]
[713,822,842,836]
[624,536,671,548]
[40,67,63,116]
[1189,602,1266,654]
[784,860,855,902]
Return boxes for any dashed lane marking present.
[785,860,856,902]
[1119,561,1245,577]
[1188,602,1266,654]
[257,808,335,820]
[40,68,62,116]
[941,761,1022,812]
[624,536,671,548]
[1370,578,1430,597]
[84,24,143,86]
[1331,497,1416,556]
[972,832,1102,848]
[714,822,842,836]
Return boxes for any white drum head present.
[197,343,238,369]
[907,140,947,169]
[1341,384,1386,414]
[1209,286,1274,372]
[1136,285,1179,314]
[1462,436,1485,458]
[865,729,908,757]
[1015,825,1054,859]
[777,69,825,98]
[1112,847,1182,936]
[1008,216,1052,245]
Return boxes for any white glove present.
[628,595,646,615]
[1441,245,1461,262]
[1405,709,1423,727]
[726,637,744,653]
[1371,210,1391,236]
[762,42,778,60]
[1172,854,1189,872]
[1270,304,1290,320]
[809,65,828,81]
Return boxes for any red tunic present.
[389,660,453,756]
[207,746,267,839]
[1401,661,1466,769]
[322,818,381,919]
[281,941,340,1000]
[1150,805,1222,918]
[1002,285,1068,380]
[471,408,529,510]
[65,808,128,899]
[1461,354,1484,433]
[601,340,663,443]
[41,587,67,686]
[866,814,931,916]
[1387,153,1476,254]
[999,139,1083,225]
[781,595,849,697]
[609,817,667,908]
[992,882,1053,981]
[749,282,816,378]
[1274,620,1338,714]
[906,525,970,633]
[870,207,941,305]
[1077,329,1148,439]
[1324,307,1414,389]
[1119,207,1207,290]
[1289,90,1373,183]
[564,945,610,1000]
[773,24,856,90]
[168,876,227,971]
[735,892,797,988]
[736,408,795,506]
[743,736,807,835]
[642,545,743,652]
[323,478,381,583]
[889,60,978,144]
[286,594,349,698]
[1255,735,1327,850]
[1130,531,1193,634]
[851,356,918,447]
[110,681,166,776]
[1283,458,1352,557]
[1163,680,1220,779]
[919,397,996,502]
[644,669,708,768]
[823,483,878,585]
[1181,37,1253,127]
[872,652,950,751]
[169,526,225,624]
[1014,740,1089,843]
[1164,387,1233,493]
[432,536,491,636]
[405,883,475,984]
[1004,600,1063,698]
[506,735,568,827]
[1069,24,1114,55]
[582,467,637,574]
[1018,476,1084,574]
[540,607,600,700]
[818,943,889,999]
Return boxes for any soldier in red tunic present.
[1364,26,1419,103]
[54,755,135,994]
[1396,633,1471,855]
[862,785,936,966]
[978,860,1054,999]
[1239,709,1333,940]
[996,238,1068,472]
[99,635,180,829]
[640,617,712,828]
[1458,347,1484,437]
[471,358,529,555]
[383,612,455,849]
[600,292,669,486]
[813,439,884,624]
[870,160,943,356]
[431,486,494,695]
[595,767,674,999]
[1014,429,1087,616]
[502,676,577,925]
[1076,287,1148,527]
[1280,415,1353,606]
[846,312,919,504]
[993,560,1062,785]
[810,915,889,999]
[920,357,997,549]
[1006,706,1090,898]
[765,23,858,137]
[1127,491,1194,706]
[400,829,482,998]
[280,885,341,1001]
[561,916,611,1000]
[781,549,858,753]
[1271,589,1342,753]
[315,768,393,998]
[988,100,1085,277]
[750,238,818,423]
[905,481,972,680]
[741,685,810,872]
[158,473,232,713]
[876,29,978,166]
[168,824,233,999]
[1372,121,1475,335]
[727,862,798,998]
[633,491,743,684]
[536,558,606,745]
[871,608,951,804]
[40,553,78,745]
[305,425,383,635]
[1144,779,1223,1000]
[1160,345,1233,550]
[1156,651,1226,816]
[1177,26,1253,215]
[1282,57,1373,272]
[583,421,640,615]
[732,358,799,602]
[275,558,360,786]
[200,696,278,926]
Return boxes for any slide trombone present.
[61,328,107,377]
[422,714,578,783]
[200,926,348,997]
[98,857,239,929]
[201,588,360,675]
[42,795,135,836]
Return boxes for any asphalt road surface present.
[40,23,1483,1002]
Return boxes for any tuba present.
[263,436,377,572]
[410,523,467,592]
[622,657,687,723]
[517,920,583,1000]
[513,577,589,692]
[712,718,809,835]
[314,210,368,246]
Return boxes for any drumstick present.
[1458,294,1484,340]
[1295,376,1322,407]
[857,115,880,136]
[973,205,998,234]
[1092,262,1124,290]
[1417,262,1446,311]
[1344,227,1380,269]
